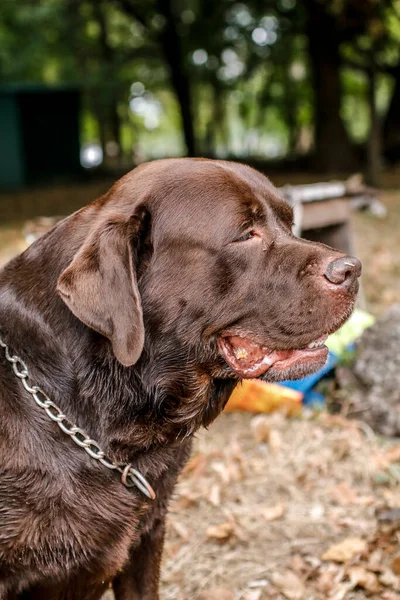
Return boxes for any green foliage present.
[0,0,399,165]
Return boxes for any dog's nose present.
[324,256,362,287]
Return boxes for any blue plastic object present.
[280,351,338,405]
[279,308,375,408]
[302,390,326,407]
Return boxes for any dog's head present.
[58,159,360,387]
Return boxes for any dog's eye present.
[235,230,256,243]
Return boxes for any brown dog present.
[0,159,361,599]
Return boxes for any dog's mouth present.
[218,334,329,379]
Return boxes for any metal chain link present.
[0,333,156,500]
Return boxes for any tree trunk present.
[203,84,216,156]
[305,0,358,172]
[366,67,382,186]
[114,0,196,156]
[93,1,121,161]
[383,65,400,163]
[93,100,107,158]
[156,0,196,156]
[282,71,298,156]
[109,98,122,158]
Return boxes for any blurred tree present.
[303,0,357,171]
[62,0,161,161]
[1,0,399,176]
[380,2,400,163]
[301,0,391,172]
[113,0,197,155]
[341,0,400,183]
[384,64,400,162]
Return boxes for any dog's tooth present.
[307,338,327,349]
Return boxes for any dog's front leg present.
[113,517,166,600]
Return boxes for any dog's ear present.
[57,211,147,367]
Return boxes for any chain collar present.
[0,334,156,500]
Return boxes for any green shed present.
[0,84,82,189]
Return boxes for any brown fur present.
[0,159,360,599]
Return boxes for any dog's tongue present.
[218,335,293,378]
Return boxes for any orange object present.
[225,379,303,416]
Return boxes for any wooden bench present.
[280,176,385,309]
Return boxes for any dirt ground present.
[162,413,400,600]
[352,190,400,316]
[0,175,399,599]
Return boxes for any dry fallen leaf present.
[382,488,400,508]
[251,415,271,443]
[368,548,384,571]
[197,588,234,600]
[379,569,400,588]
[290,554,313,578]
[385,446,400,463]
[211,460,231,484]
[208,483,221,507]
[322,537,367,563]
[329,482,374,506]
[173,489,200,510]
[206,522,235,542]
[169,520,190,543]
[182,453,208,478]
[268,429,282,454]
[262,502,286,521]
[243,590,262,600]
[347,565,380,592]
[227,457,245,482]
[315,568,341,594]
[247,579,269,589]
[330,582,353,600]
[271,570,305,600]
[391,555,400,575]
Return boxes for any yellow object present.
[225,379,303,415]
[326,308,375,356]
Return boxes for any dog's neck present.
[0,229,235,462]
[73,339,235,460]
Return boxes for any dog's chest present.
[0,440,191,584]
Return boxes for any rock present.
[347,304,400,436]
